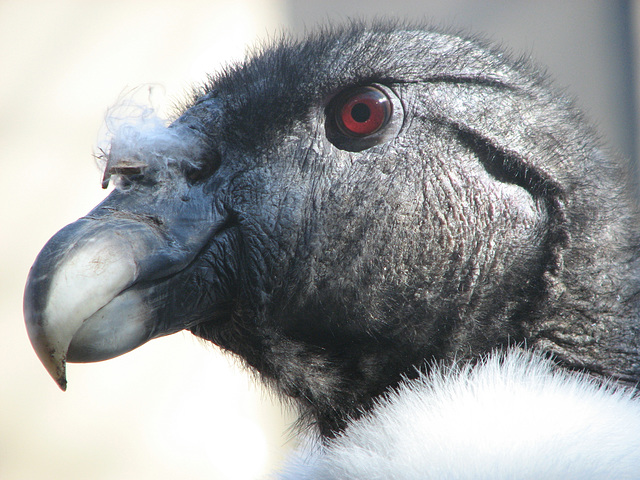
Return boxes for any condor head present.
[24,26,640,436]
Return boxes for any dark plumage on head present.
[25,23,640,443]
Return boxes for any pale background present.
[1,1,638,479]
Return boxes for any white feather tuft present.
[95,86,204,189]
[279,349,640,479]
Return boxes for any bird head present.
[24,25,640,436]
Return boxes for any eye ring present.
[325,84,403,152]
[337,86,392,137]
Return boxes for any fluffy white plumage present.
[279,349,640,479]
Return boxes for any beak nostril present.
[111,165,145,176]
[101,157,148,189]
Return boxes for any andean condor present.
[24,24,640,478]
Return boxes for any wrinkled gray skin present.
[24,24,640,437]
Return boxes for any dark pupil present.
[351,103,371,123]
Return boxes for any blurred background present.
[1,1,638,479]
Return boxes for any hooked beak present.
[24,184,229,390]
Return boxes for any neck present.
[527,206,640,385]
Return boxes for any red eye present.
[336,86,392,137]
